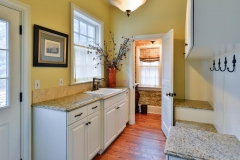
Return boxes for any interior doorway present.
[129,30,174,137]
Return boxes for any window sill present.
[137,85,161,91]
[69,80,93,86]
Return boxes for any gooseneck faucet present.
[92,77,105,91]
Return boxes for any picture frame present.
[33,24,68,67]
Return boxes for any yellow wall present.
[19,0,111,90]
[110,0,187,98]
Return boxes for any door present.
[116,100,126,134]
[185,0,193,58]
[0,5,21,160]
[88,111,100,160]
[161,29,174,137]
[68,117,88,160]
[104,105,117,148]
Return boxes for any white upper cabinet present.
[185,0,240,59]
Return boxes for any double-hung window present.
[136,46,161,87]
[71,4,103,84]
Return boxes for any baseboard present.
[139,105,161,114]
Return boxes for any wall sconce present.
[110,0,147,17]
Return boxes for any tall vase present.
[108,67,116,88]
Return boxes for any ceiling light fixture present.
[151,40,155,44]
[110,0,147,17]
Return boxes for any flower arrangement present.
[88,32,132,71]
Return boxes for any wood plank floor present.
[93,113,166,160]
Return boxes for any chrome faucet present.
[92,77,105,91]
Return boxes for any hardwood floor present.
[93,113,166,160]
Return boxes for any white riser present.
[175,107,214,124]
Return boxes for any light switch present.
[59,78,63,86]
[35,80,40,89]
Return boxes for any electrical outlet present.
[59,78,63,86]
[35,80,40,89]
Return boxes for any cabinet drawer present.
[104,92,125,109]
[68,106,88,125]
[87,101,100,115]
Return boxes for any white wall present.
[208,50,240,140]
[185,60,210,101]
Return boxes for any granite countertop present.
[32,93,102,112]
[164,126,240,160]
[175,120,218,133]
[33,88,127,112]
[87,87,127,100]
[174,99,213,110]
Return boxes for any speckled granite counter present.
[174,99,213,110]
[32,93,102,112]
[33,88,127,112]
[164,126,240,160]
[176,120,218,133]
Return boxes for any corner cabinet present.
[33,100,101,160]
[185,0,240,59]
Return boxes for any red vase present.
[108,67,116,88]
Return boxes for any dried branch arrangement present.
[88,32,132,71]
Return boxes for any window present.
[0,20,8,107]
[71,4,103,84]
[140,61,160,87]
[136,46,161,88]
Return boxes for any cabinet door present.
[126,97,129,123]
[185,0,193,57]
[68,117,88,160]
[104,105,117,148]
[116,100,126,135]
[87,111,100,160]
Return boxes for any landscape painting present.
[44,39,61,57]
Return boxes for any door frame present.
[128,34,165,125]
[0,0,31,160]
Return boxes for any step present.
[175,120,218,133]
[174,99,214,124]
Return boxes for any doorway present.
[129,30,174,137]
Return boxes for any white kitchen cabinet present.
[68,117,88,160]
[103,92,127,150]
[125,90,129,123]
[68,110,100,160]
[87,111,101,160]
[104,104,117,148]
[33,100,101,160]
[116,100,126,135]
[185,0,240,59]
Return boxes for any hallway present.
[94,113,166,160]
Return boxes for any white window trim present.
[136,44,162,88]
[70,3,104,85]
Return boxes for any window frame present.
[70,3,104,85]
[0,19,9,108]
[136,45,162,88]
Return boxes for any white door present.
[0,5,21,160]
[68,117,88,160]
[161,29,174,137]
[88,111,100,160]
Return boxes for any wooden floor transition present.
[93,113,166,160]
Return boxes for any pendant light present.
[110,0,147,17]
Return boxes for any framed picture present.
[33,24,68,67]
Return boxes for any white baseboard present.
[139,105,161,114]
